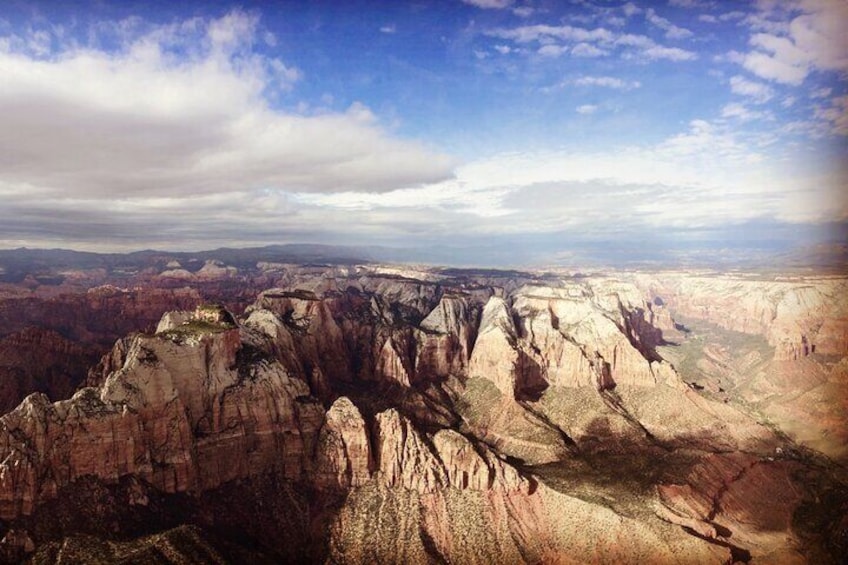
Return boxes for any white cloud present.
[488,25,697,62]
[791,0,848,72]
[670,0,715,8]
[488,24,614,44]
[646,8,694,40]
[743,50,809,84]
[716,50,746,64]
[303,119,846,235]
[810,86,831,98]
[721,102,770,121]
[699,14,718,23]
[814,95,848,135]
[622,3,641,18]
[571,43,608,57]
[719,11,747,21]
[739,0,848,85]
[729,75,774,103]
[574,75,641,89]
[640,44,698,61]
[2,4,843,253]
[0,10,455,202]
[512,6,535,18]
[614,34,698,61]
[538,44,568,58]
[380,24,397,34]
[460,0,513,9]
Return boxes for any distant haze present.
[0,1,846,266]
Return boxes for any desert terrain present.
[0,248,844,563]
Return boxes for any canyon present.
[0,252,845,563]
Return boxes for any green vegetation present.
[658,314,774,398]
[530,448,702,520]
[160,319,235,343]
[262,289,318,300]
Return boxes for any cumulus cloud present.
[739,0,848,85]
[721,102,771,121]
[486,24,697,62]
[487,24,615,44]
[720,11,747,21]
[622,3,641,18]
[729,75,774,103]
[460,0,513,9]
[670,0,715,7]
[538,44,568,58]
[0,10,456,205]
[574,75,641,89]
[814,95,848,135]
[615,34,697,60]
[6,109,843,252]
[2,4,843,256]
[810,86,832,98]
[301,119,847,240]
[571,43,608,57]
[646,8,694,40]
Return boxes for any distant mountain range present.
[0,239,845,283]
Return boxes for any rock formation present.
[635,273,848,360]
[0,266,843,563]
[313,397,372,490]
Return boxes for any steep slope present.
[0,328,101,414]
[0,270,843,563]
[635,273,848,461]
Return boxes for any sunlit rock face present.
[313,397,372,491]
[634,272,848,462]
[0,266,845,564]
[0,308,322,520]
[634,274,848,360]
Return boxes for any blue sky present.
[0,0,846,265]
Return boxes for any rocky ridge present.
[634,272,848,462]
[0,267,844,563]
[634,274,848,361]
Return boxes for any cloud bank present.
[0,3,845,264]
[0,10,455,204]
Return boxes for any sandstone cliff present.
[635,274,848,360]
[0,268,843,564]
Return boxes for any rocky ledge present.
[0,269,844,563]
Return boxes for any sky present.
[0,0,846,266]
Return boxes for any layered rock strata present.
[0,269,841,563]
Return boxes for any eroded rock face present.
[511,284,669,390]
[656,452,811,564]
[0,328,102,414]
[468,296,521,395]
[375,409,448,492]
[0,283,262,413]
[0,312,323,519]
[636,272,848,462]
[432,428,526,492]
[636,274,848,360]
[0,268,843,564]
[313,397,372,490]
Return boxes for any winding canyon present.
[0,257,845,563]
